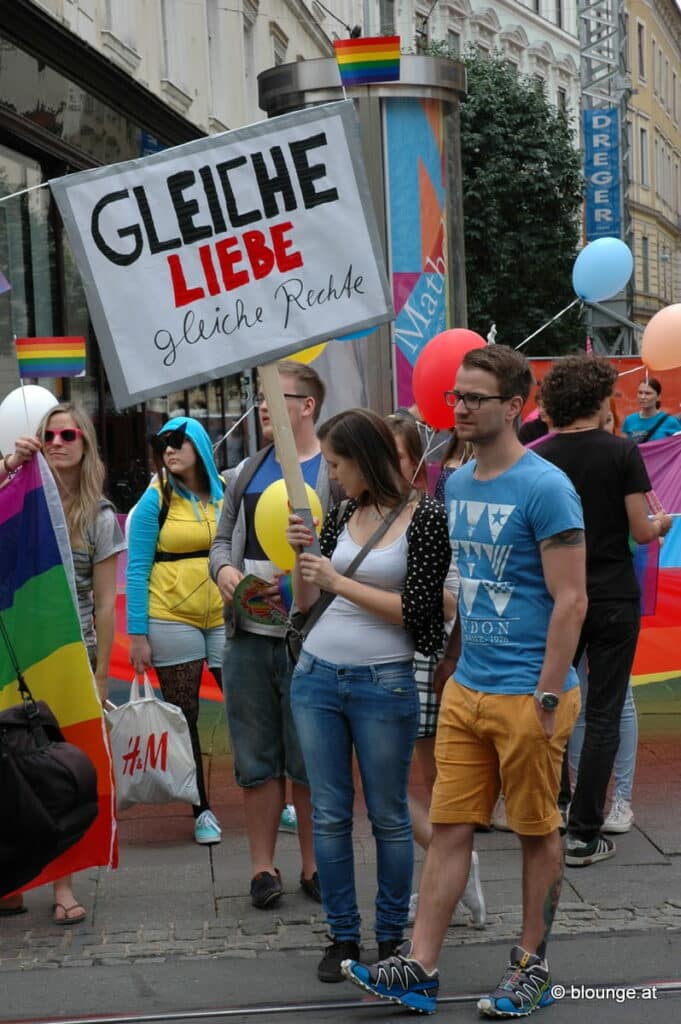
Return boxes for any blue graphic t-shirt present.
[620,411,680,444]
[445,450,584,695]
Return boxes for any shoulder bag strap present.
[296,490,415,641]
[640,413,668,443]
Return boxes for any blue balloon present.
[334,326,377,342]
[572,238,633,302]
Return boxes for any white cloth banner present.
[50,102,393,409]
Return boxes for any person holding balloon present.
[621,378,680,444]
[285,408,451,983]
[209,360,339,911]
[127,415,225,847]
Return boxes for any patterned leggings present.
[155,660,222,817]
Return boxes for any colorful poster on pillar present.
[49,101,393,410]
[385,98,449,408]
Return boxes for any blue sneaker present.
[194,809,222,845]
[477,946,553,1018]
[341,940,439,1014]
[278,804,298,833]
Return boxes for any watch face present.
[541,693,560,710]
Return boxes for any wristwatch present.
[533,689,560,711]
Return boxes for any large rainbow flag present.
[0,455,117,890]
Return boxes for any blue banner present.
[583,108,621,240]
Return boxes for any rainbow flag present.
[334,36,400,87]
[0,455,117,892]
[16,336,86,377]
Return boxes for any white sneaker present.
[407,891,419,925]
[491,794,512,832]
[459,850,486,927]
[602,798,634,834]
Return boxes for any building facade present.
[627,0,681,324]
[0,0,334,507]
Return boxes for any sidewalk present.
[1,679,680,974]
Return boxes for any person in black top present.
[538,356,672,866]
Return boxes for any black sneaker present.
[565,833,615,867]
[341,939,439,1014]
[377,938,403,960]
[250,869,283,909]
[478,945,553,1018]
[317,937,360,983]
[300,870,322,903]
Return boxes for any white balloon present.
[0,385,58,455]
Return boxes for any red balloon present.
[413,329,487,429]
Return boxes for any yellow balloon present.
[289,342,327,364]
[254,479,323,571]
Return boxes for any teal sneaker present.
[194,809,222,845]
[279,804,298,833]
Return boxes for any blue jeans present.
[291,650,418,943]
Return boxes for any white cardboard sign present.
[50,102,393,409]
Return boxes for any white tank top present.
[304,523,413,665]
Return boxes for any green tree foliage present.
[459,50,584,354]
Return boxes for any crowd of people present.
[0,347,677,1018]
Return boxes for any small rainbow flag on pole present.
[334,36,401,88]
[15,336,86,378]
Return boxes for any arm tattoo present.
[541,528,585,551]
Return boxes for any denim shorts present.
[222,630,307,788]
[148,619,224,668]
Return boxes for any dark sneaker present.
[478,945,553,1018]
[341,939,439,1014]
[317,937,360,983]
[565,833,615,867]
[377,938,403,960]
[300,870,322,903]
[250,869,283,909]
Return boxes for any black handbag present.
[286,492,414,663]
[0,616,99,898]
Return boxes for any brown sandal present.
[0,896,26,917]
[52,902,87,926]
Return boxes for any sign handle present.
[258,363,321,557]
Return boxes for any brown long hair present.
[37,402,106,547]
[318,409,410,508]
[385,413,429,491]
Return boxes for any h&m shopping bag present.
[107,675,199,811]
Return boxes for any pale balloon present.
[641,304,681,371]
[0,385,58,455]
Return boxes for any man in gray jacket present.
[210,360,336,909]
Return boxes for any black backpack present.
[0,618,99,897]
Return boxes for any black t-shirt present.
[537,429,651,603]
[518,418,549,445]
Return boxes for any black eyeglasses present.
[444,390,512,410]
[150,423,188,455]
[254,392,310,405]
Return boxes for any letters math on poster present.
[50,102,393,409]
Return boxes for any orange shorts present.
[431,680,580,836]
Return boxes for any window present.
[270,23,288,66]
[556,0,562,29]
[448,30,461,57]
[243,1,257,119]
[637,23,646,79]
[380,0,395,35]
[533,0,541,14]
[557,87,567,112]
[642,236,650,292]
[651,38,657,92]
[673,71,678,122]
[640,127,649,185]
[207,0,228,126]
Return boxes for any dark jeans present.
[565,599,640,842]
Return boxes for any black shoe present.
[318,937,361,983]
[377,939,403,960]
[250,869,283,909]
[300,870,322,903]
[565,833,615,867]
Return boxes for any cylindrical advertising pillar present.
[258,55,466,416]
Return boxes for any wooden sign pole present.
[258,362,321,556]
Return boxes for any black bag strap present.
[0,612,36,707]
[293,490,416,641]
[641,413,674,443]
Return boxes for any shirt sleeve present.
[92,505,126,564]
[622,441,652,495]
[126,486,162,634]
[526,467,584,543]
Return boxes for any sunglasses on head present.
[150,423,188,455]
[44,428,83,444]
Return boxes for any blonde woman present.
[1,403,125,924]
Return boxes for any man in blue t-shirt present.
[209,361,336,912]
[342,346,587,1019]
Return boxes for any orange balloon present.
[641,304,681,371]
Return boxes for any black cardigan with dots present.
[318,494,451,657]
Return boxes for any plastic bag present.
[107,675,199,811]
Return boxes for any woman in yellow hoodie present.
[127,417,224,846]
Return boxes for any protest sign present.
[50,101,393,409]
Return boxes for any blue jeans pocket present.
[373,663,416,696]
[293,649,314,675]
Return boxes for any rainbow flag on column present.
[16,336,86,378]
[334,36,401,87]
[0,455,117,890]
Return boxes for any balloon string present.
[617,364,646,378]
[515,299,581,351]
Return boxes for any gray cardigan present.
[209,449,334,637]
